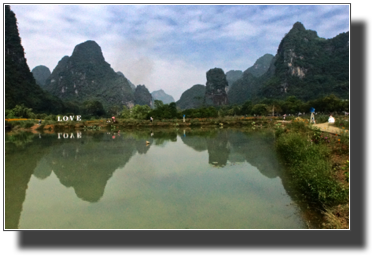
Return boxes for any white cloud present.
[220,21,261,40]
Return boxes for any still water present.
[5,128,307,229]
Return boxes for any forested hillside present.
[43,40,135,111]
[5,5,64,113]
[176,84,206,110]
[228,22,349,105]
[259,22,349,101]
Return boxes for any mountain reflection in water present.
[5,129,304,229]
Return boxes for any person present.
[310,112,315,124]
[328,114,335,124]
[183,114,185,123]
[112,116,115,123]
[38,119,42,125]
[150,116,153,123]
[283,114,286,120]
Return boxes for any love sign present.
[57,115,82,121]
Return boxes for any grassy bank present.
[7,116,276,133]
[5,119,37,130]
[275,121,349,229]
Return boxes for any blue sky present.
[11,4,349,100]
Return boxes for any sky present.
[10,4,350,101]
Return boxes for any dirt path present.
[311,122,348,135]
[276,120,348,135]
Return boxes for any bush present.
[290,119,308,132]
[335,117,349,129]
[44,114,57,121]
[276,132,348,207]
[35,113,47,119]
[315,114,329,123]
[20,120,35,128]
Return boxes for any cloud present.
[220,20,262,40]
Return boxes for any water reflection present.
[5,129,293,229]
[180,129,280,177]
[46,133,137,202]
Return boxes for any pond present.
[5,128,308,229]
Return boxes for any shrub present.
[315,114,329,123]
[289,119,308,133]
[20,120,35,128]
[44,114,57,121]
[335,117,349,129]
[276,132,349,207]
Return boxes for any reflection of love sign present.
[57,115,82,121]
[58,132,82,139]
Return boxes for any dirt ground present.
[312,122,348,135]
[276,120,348,135]
[324,132,349,229]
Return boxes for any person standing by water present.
[150,116,153,123]
[310,108,316,124]
[310,112,316,124]
[183,114,185,123]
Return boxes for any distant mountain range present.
[6,3,348,114]
[151,89,175,105]
[31,65,51,88]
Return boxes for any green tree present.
[6,104,34,118]
[82,100,106,117]
[251,104,268,116]
[119,106,131,119]
[240,101,253,115]
[154,100,164,109]
[108,105,121,116]
[131,104,151,119]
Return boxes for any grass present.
[5,119,37,129]
[275,121,349,228]
[334,116,349,129]
[322,204,349,229]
